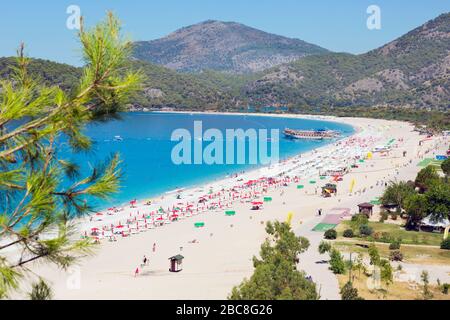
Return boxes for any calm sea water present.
[59,113,354,208]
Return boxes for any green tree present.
[329,249,346,274]
[350,213,368,232]
[354,253,366,276]
[229,221,317,300]
[415,166,440,193]
[421,270,433,300]
[368,244,381,266]
[424,182,450,222]
[381,181,415,211]
[28,278,53,300]
[340,281,363,300]
[442,158,450,178]
[403,193,428,228]
[379,259,393,288]
[0,13,141,299]
[318,241,331,254]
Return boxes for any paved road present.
[295,217,341,300]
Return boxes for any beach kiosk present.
[169,254,184,272]
[321,183,337,197]
[357,202,374,217]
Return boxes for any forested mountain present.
[1,13,448,116]
[132,20,328,74]
[244,13,450,111]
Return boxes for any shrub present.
[350,214,369,230]
[389,250,403,262]
[340,282,363,300]
[379,211,389,223]
[390,212,398,220]
[359,224,373,237]
[380,232,392,243]
[372,232,382,241]
[389,239,401,250]
[442,283,449,295]
[441,238,450,250]
[324,229,337,240]
[343,229,354,238]
[318,241,332,254]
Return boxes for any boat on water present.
[283,128,340,140]
[113,135,123,141]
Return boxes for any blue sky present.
[1,0,448,66]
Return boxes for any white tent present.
[420,215,450,228]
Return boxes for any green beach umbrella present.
[194,222,205,228]
[264,197,272,202]
[320,176,326,180]
[309,180,316,184]
[297,185,304,189]
[225,211,236,216]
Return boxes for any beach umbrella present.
[297,185,304,189]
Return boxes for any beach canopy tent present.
[370,199,382,205]
[419,215,450,233]
[168,254,184,272]
[358,202,374,216]
[381,203,398,212]
[264,197,272,202]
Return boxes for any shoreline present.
[78,112,360,232]
[93,111,359,213]
[17,114,449,300]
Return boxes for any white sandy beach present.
[15,114,450,299]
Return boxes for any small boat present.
[283,128,340,140]
[113,135,123,141]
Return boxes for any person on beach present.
[143,255,148,266]
[153,242,156,253]
[134,267,139,277]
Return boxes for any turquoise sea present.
[60,113,354,208]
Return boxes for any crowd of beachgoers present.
[82,123,388,243]
[18,114,449,300]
